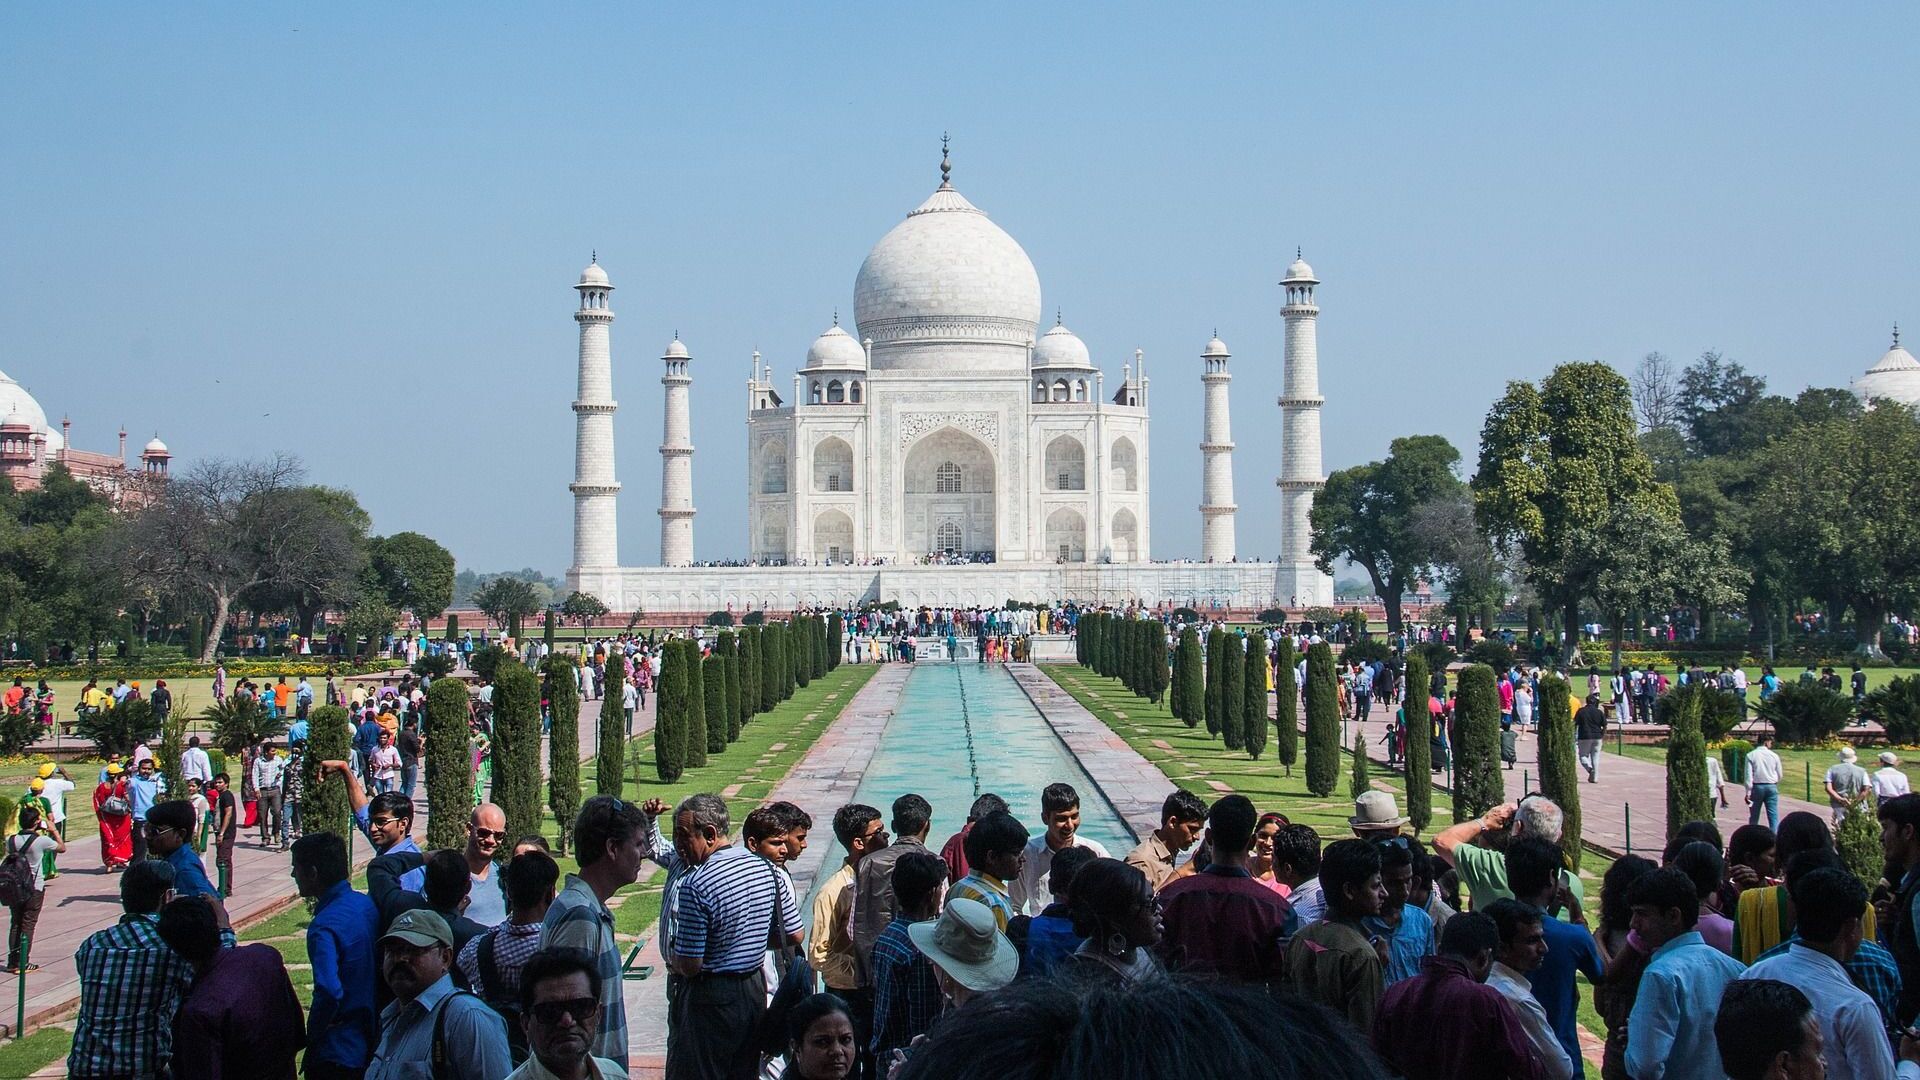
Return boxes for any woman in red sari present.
[93,763,133,870]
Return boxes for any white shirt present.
[1010,833,1111,914]
[1875,767,1912,799]
[1486,961,1574,1080]
[39,776,74,823]
[1731,668,1749,691]
[180,747,213,783]
[1705,756,1725,797]
[1742,945,1895,1080]
[251,753,287,790]
[1746,745,1783,785]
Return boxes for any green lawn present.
[1608,741,1912,804]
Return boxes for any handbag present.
[99,794,131,818]
[752,862,813,1055]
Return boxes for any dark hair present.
[504,850,561,912]
[967,793,1009,823]
[15,805,38,832]
[1503,836,1565,901]
[1439,910,1499,958]
[891,794,933,837]
[1673,818,1723,854]
[1319,839,1382,914]
[424,849,472,910]
[574,795,648,867]
[1375,837,1414,874]
[1726,824,1776,868]
[1041,783,1080,818]
[1405,837,1433,888]
[1626,867,1700,929]
[1671,842,1725,902]
[832,803,882,849]
[515,834,552,853]
[517,946,603,1013]
[891,972,1381,1080]
[1048,845,1098,899]
[155,896,223,966]
[743,806,786,844]
[146,800,196,835]
[1774,811,1831,867]
[1600,854,1658,933]
[1482,897,1543,947]
[368,790,414,825]
[1791,867,1868,944]
[1881,793,1920,833]
[964,811,1029,867]
[768,801,813,834]
[121,859,175,915]
[1067,858,1153,943]
[891,850,948,912]
[1161,790,1208,825]
[1205,794,1258,851]
[786,992,853,1055]
[1272,824,1322,879]
[212,771,229,785]
[292,832,349,887]
[1716,979,1815,1080]
[1783,848,1844,891]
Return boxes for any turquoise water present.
[814,662,1135,876]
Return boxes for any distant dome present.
[1855,329,1920,407]
[1283,255,1317,284]
[1203,336,1230,358]
[578,261,610,287]
[663,338,689,359]
[1032,321,1092,369]
[0,371,61,450]
[805,324,867,370]
[143,436,169,455]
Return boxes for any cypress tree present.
[426,677,475,849]
[489,657,544,842]
[1402,653,1433,834]
[1086,613,1102,673]
[758,625,780,712]
[793,619,813,690]
[1274,637,1299,775]
[1243,630,1270,760]
[812,615,828,680]
[1453,664,1504,821]
[543,609,556,651]
[779,623,797,699]
[1350,724,1372,801]
[703,648,728,757]
[1663,680,1711,839]
[654,643,687,782]
[1204,628,1227,737]
[1172,627,1203,726]
[597,651,628,796]
[743,626,763,720]
[1147,623,1170,705]
[301,704,354,842]
[541,653,582,854]
[1304,642,1341,796]
[1536,673,1582,867]
[718,630,743,742]
[683,640,709,770]
[1220,634,1246,750]
[827,613,843,670]
[444,612,458,643]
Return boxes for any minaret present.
[569,257,619,571]
[1277,250,1328,604]
[659,336,696,567]
[1199,333,1236,562]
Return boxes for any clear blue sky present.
[5,6,1917,575]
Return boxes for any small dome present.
[144,436,169,455]
[1203,335,1230,358]
[0,413,27,429]
[1855,329,1920,407]
[577,261,610,287]
[1282,255,1317,284]
[805,324,867,370]
[1032,322,1092,369]
[663,338,689,359]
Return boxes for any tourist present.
[127,756,166,864]
[1274,822,1325,930]
[1008,844,1091,977]
[1669,841,1734,955]
[1249,810,1292,894]
[144,799,215,899]
[1575,693,1607,782]
[1882,793,1920,1024]
[504,947,623,1080]
[3,804,61,972]
[252,742,287,848]
[294,832,380,1080]
[364,909,511,1079]
[1747,733,1784,830]
[851,793,934,984]
[1011,783,1111,915]
[69,862,205,1079]
[1877,752,1912,799]
[282,744,304,847]
[810,802,886,1070]
[1827,747,1873,826]
[1286,838,1388,1030]
[1505,837,1604,1075]
[368,730,402,795]
[180,735,213,787]
[461,849,560,1065]
[1156,793,1291,985]
[1718,823,1776,913]
[1624,867,1747,1080]
[184,777,209,853]
[1482,899,1575,1079]
[1732,812,1843,962]
[783,992,856,1080]
[397,716,422,799]
[667,792,803,1080]
[948,810,1027,931]
[1060,857,1161,984]
[1754,847,1904,1042]
[548,795,657,1072]
[909,897,1017,1013]
[1350,789,1411,841]
[400,804,509,927]
[1122,788,1207,890]
[1739,867,1899,1078]
[1368,834,1437,985]
[869,851,948,1063]
[211,773,237,895]
[1373,911,1549,1080]
[1596,855,1658,1079]
[1434,796,1584,907]
[156,893,304,1080]
[407,848,490,966]
[1714,980,1838,1080]
[937,792,1005,884]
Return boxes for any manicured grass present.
[0,1024,80,1077]
[1608,741,1913,802]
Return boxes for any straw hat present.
[1351,790,1410,832]
[908,898,1017,992]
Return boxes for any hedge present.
[1220,635,1246,751]
[1350,725,1371,801]
[597,652,628,797]
[1205,628,1228,738]
[1402,653,1431,833]
[15,658,408,682]
[1172,627,1203,728]
[1243,630,1269,761]
[684,641,709,771]
[1664,681,1711,839]
[655,644,688,782]
[1274,637,1299,775]
[742,626,763,723]
[425,677,474,849]
[705,645,731,757]
[301,704,354,841]
[1536,674,1581,868]
[489,657,543,843]
[1452,664,1504,822]
[827,613,843,670]
[541,654,582,853]
[718,630,743,743]
[1304,642,1340,796]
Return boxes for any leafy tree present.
[560,591,609,626]
[1474,362,1679,666]
[684,641,709,770]
[1582,503,1747,669]
[301,705,354,841]
[1172,626,1203,728]
[238,484,371,641]
[1310,435,1465,633]
[201,695,288,754]
[76,698,161,760]
[1452,665,1503,821]
[827,613,843,669]
[1838,800,1884,896]
[366,531,456,616]
[654,644,687,782]
[1402,653,1432,832]
[1756,684,1854,745]
[1861,676,1920,745]
[597,652,627,796]
[1242,630,1269,760]
[425,676,473,849]
[1662,680,1711,839]
[718,631,743,742]
[541,653,581,854]
[1304,643,1340,796]
[1536,674,1581,868]
[1678,350,1770,458]
[1204,628,1227,737]
[0,466,128,657]
[489,657,543,842]
[1220,635,1246,750]
[1350,725,1371,801]
[706,610,736,627]
[703,649,728,757]
[1274,636,1299,775]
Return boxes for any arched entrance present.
[1111,508,1139,562]
[1045,507,1087,562]
[903,427,995,559]
[813,509,854,564]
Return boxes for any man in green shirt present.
[1432,796,1584,910]
[1285,839,1387,1032]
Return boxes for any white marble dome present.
[853,183,1042,355]
[805,324,867,370]
[578,261,609,287]
[1204,335,1230,358]
[144,436,169,455]
[1032,321,1092,369]
[1283,256,1317,284]
[663,338,688,359]
[0,371,61,450]
[1855,331,1920,407]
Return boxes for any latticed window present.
[936,522,962,552]
[827,474,841,492]
[935,462,961,493]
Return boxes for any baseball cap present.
[380,908,453,949]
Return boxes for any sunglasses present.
[530,998,598,1026]
[471,827,508,842]
[1372,835,1413,852]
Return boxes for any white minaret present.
[1277,251,1331,605]
[569,257,619,572]
[658,337,696,567]
[1199,333,1236,562]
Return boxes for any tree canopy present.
[1309,434,1463,633]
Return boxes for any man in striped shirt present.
[947,811,1029,931]
[668,792,805,1080]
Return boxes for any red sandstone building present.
[0,369,169,507]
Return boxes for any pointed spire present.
[1897,322,1903,348]
[939,132,952,190]
[1056,308,1063,327]
[1296,245,1302,259]
[833,309,839,327]
[591,249,597,264]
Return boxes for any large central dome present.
[853,175,1042,371]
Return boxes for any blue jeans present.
[400,763,417,798]
[1749,783,1780,829]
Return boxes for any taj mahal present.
[564,147,1336,614]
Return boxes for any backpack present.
[752,862,813,1055]
[0,835,38,907]
[427,988,486,1080]
[475,928,531,1066]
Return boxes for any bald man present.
[398,803,511,927]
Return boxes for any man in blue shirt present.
[1361,831,1435,985]
[320,761,423,930]
[144,801,215,899]
[1508,837,1604,1076]
[1625,867,1746,1080]
[294,831,380,1080]
[126,757,165,863]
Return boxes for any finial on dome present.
[1897,323,1903,348]
[939,132,952,190]
[1296,245,1302,259]
[591,249,597,264]
[833,309,839,327]
[1056,308,1063,327]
